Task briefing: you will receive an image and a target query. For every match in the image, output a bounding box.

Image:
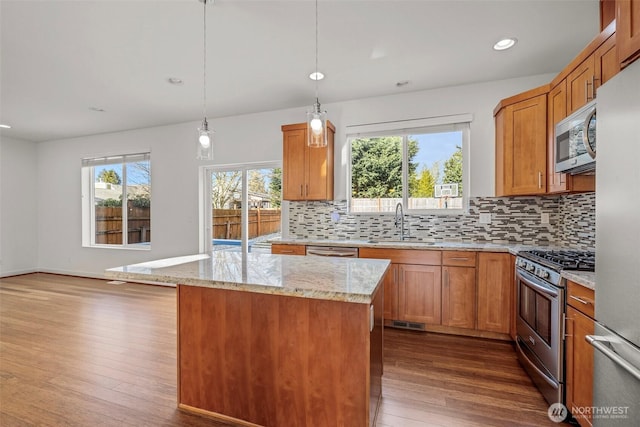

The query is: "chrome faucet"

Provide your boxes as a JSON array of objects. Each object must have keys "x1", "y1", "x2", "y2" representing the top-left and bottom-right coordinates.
[{"x1": 394, "y1": 202, "x2": 406, "y2": 240}]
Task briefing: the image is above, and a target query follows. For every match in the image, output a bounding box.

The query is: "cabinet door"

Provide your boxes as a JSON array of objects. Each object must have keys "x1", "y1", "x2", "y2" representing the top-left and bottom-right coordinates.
[
  {"x1": 567, "y1": 55, "x2": 595, "y2": 114},
  {"x1": 442, "y1": 266, "x2": 476, "y2": 329},
  {"x1": 617, "y1": 0, "x2": 640, "y2": 67},
  {"x1": 305, "y1": 126, "x2": 334, "y2": 200},
  {"x1": 383, "y1": 264, "x2": 399, "y2": 321},
  {"x1": 477, "y1": 252, "x2": 512, "y2": 334},
  {"x1": 271, "y1": 244, "x2": 306, "y2": 255},
  {"x1": 398, "y1": 264, "x2": 441, "y2": 325},
  {"x1": 566, "y1": 306, "x2": 595, "y2": 427},
  {"x1": 282, "y1": 128, "x2": 306, "y2": 200},
  {"x1": 500, "y1": 95, "x2": 547, "y2": 196},
  {"x1": 594, "y1": 33, "x2": 620, "y2": 91},
  {"x1": 547, "y1": 80, "x2": 569, "y2": 193}
]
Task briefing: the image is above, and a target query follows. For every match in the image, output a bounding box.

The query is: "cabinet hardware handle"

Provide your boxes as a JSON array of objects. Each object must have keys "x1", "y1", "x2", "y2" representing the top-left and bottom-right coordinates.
[
  {"x1": 300, "y1": 185, "x2": 303, "y2": 197},
  {"x1": 444, "y1": 270, "x2": 449, "y2": 287},
  {"x1": 538, "y1": 171, "x2": 542, "y2": 189},
  {"x1": 448, "y1": 257, "x2": 469, "y2": 261},
  {"x1": 592, "y1": 75, "x2": 598, "y2": 98},
  {"x1": 586, "y1": 77, "x2": 595, "y2": 102},
  {"x1": 280, "y1": 250, "x2": 294, "y2": 254},
  {"x1": 570, "y1": 295, "x2": 592, "y2": 305},
  {"x1": 306, "y1": 184, "x2": 308, "y2": 197},
  {"x1": 563, "y1": 313, "x2": 572, "y2": 339}
]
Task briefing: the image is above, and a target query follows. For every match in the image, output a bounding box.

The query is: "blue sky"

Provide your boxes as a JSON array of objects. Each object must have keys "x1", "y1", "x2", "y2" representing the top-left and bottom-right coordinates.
[{"x1": 412, "y1": 131, "x2": 462, "y2": 178}]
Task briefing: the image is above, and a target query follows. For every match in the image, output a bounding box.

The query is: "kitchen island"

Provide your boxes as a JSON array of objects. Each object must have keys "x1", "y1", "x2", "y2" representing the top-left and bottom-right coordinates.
[{"x1": 107, "y1": 251, "x2": 390, "y2": 427}]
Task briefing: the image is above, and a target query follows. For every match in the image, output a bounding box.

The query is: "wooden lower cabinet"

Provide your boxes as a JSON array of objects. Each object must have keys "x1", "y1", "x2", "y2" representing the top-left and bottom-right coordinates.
[
  {"x1": 566, "y1": 306, "x2": 595, "y2": 426},
  {"x1": 382, "y1": 264, "x2": 398, "y2": 321},
  {"x1": 398, "y1": 264, "x2": 442, "y2": 324},
  {"x1": 442, "y1": 266, "x2": 476, "y2": 329},
  {"x1": 477, "y1": 252, "x2": 513, "y2": 334},
  {"x1": 270, "y1": 243, "x2": 306, "y2": 255}
]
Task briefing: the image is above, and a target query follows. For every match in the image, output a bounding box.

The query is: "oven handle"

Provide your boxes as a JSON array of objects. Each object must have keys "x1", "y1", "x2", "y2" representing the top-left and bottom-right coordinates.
[{"x1": 516, "y1": 270, "x2": 559, "y2": 298}]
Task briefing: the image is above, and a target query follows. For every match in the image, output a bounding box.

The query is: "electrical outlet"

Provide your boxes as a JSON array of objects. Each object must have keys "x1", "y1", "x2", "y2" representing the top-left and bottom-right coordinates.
[
  {"x1": 541, "y1": 213, "x2": 550, "y2": 224},
  {"x1": 297, "y1": 213, "x2": 304, "y2": 224},
  {"x1": 479, "y1": 213, "x2": 492, "y2": 224},
  {"x1": 330, "y1": 211, "x2": 340, "y2": 222}
]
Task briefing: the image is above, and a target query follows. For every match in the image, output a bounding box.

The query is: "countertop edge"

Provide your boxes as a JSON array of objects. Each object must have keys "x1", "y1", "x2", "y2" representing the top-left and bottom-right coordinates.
[
  {"x1": 561, "y1": 271, "x2": 596, "y2": 290},
  {"x1": 106, "y1": 262, "x2": 389, "y2": 304}
]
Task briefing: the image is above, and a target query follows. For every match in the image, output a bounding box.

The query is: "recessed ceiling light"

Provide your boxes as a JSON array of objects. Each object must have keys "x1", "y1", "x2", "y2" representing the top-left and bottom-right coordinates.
[
  {"x1": 309, "y1": 71, "x2": 325, "y2": 81},
  {"x1": 167, "y1": 77, "x2": 184, "y2": 85},
  {"x1": 493, "y1": 38, "x2": 517, "y2": 51},
  {"x1": 396, "y1": 80, "x2": 410, "y2": 87},
  {"x1": 0, "y1": 124, "x2": 11, "y2": 129},
  {"x1": 89, "y1": 107, "x2": 105, "y2": 112}
]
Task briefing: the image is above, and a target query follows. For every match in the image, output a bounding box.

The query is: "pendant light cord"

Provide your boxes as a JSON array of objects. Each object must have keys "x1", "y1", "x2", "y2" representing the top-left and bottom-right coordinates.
[
  {"x1": 202, "y1": 0, "x2": 207, "y2": 120},
  {"x1": 314, "y1": 0, "x2": 319, "y2": 103}
]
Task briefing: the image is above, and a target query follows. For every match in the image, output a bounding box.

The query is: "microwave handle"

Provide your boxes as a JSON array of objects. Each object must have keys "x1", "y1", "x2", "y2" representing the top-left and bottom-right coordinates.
[{"x1": 583, "y1": 107, "x2": 596, "y2": 159}]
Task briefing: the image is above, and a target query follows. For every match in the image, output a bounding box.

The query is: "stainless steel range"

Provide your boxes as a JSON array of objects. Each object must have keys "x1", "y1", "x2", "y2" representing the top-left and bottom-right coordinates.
[{"x1": 515, "y1": 250, "x2": 595, "y2": 405}]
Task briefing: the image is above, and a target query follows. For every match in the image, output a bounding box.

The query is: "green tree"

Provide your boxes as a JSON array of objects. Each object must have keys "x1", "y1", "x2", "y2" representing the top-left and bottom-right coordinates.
[
  {"x1": 97, "y1": 169, "x2": 121, "y2": 185},
  {"x1": 269, "y1": 168, "x2": 282, "y2": 208},
  {"x1": 411, "y1": 166, "x2": 438, "y2": 197},
  {"x1": 351, "y1": 137, "x2": 418, "y2": 198},
  {"x1": 443, "y1": 146, "x2": 463, "y2": 195}
]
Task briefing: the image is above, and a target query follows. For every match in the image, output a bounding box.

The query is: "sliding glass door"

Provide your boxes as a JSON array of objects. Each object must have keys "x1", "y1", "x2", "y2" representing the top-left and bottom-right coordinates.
[{"x1": 204, "y1": 163, "x2": 281, "y2": 253}]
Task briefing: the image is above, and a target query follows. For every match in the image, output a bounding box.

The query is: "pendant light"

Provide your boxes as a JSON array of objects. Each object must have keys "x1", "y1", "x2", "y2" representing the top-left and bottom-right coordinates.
[
  {"x1": 307, "y1": 0, "x2": 328, "y2": 148},
  {"x1": 196, "y1": 0, "x2": 213, "y2": 160}
]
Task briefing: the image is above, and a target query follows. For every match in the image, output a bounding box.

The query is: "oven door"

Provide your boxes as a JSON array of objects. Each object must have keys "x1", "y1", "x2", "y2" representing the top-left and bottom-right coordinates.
[{"x1": 516, "y1": 268, "x2": 564, "y2": 404}]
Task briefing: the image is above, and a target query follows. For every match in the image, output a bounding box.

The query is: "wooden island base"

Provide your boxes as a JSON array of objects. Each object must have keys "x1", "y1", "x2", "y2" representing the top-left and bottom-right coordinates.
[{"x1": 177, "y1": 285, "x2": 383, "y2": 427}]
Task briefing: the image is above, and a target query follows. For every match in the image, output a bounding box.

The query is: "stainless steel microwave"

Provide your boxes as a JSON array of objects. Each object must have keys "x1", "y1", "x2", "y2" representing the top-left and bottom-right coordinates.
[{"x1": 555, "y1": 100, "x2": 596, "y2": 174}]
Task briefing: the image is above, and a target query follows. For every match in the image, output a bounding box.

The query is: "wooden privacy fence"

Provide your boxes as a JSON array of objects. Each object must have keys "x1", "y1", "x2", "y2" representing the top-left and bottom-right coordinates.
[
  {"x1": 212, "y1": 209, "x2": 281, "y2": 240},
  {"x1": 95, "y1": 205, "x2": 150, "y2": 245}
]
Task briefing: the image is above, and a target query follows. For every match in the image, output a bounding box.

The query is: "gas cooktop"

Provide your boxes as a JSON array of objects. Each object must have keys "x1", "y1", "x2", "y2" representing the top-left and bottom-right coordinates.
[{"x1": 518, "y1": 250, "x2": 595, "y2": 272}]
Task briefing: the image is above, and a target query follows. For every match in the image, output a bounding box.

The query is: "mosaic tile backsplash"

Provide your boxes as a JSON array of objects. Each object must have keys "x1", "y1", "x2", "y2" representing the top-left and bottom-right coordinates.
[{"x1": 287, "y1": 193, "x2": 595, "y2": 250}]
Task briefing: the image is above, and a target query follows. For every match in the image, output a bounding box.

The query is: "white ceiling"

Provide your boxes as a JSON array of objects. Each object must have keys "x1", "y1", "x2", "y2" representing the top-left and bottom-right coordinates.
[{"x1": 0, "y1": 0, "x2": 600, "y2": 143}]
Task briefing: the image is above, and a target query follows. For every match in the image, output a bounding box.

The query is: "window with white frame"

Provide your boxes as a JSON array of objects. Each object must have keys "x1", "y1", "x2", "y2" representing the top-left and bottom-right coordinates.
[
  {"x1": 348, "y1": 119, "x2": 470, "y2": 213},
  {"x1": 81, "y1": 153, "x2": 151, "y2": 248}
]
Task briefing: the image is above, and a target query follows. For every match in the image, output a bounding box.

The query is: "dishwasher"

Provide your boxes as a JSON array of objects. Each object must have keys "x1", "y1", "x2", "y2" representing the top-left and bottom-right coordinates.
[{"x1": 305, "y1": 246, "x2": 359, "y2": 258}]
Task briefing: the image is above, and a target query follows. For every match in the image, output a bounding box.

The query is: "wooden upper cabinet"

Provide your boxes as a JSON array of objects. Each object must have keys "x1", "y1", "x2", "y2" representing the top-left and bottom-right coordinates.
[
  {"x1": 281, "y1": 121, "x2": 335, "y2": 201},
  {"x1": 617, "y1": 0, "x2": 640, "y2": 67},
  {"x1": 547, "y1": 80, "x2": 569, "y2": 193},
  {"x1": 594, "y1": 33, "x2": 620, "y2": 89},
  {"x1": 495, "y1": 87, "x2": 548, "y2": 196},
  {"x1": 567, "y1": 54, "x2": 596, "y2": 115}
]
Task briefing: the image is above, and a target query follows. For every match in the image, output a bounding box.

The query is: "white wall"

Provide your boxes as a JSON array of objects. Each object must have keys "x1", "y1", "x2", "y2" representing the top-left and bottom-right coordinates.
[
  {"x1": 1, "y1": 136, "x2": 39, "y2": 276},
  {"x1": 33, "y1": 73, "x2": 553, "y2": 277}
]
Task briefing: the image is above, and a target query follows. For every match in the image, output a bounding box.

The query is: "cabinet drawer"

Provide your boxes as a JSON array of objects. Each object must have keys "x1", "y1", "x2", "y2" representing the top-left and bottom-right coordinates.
[
  {"x1": 567, "y1": 280, "x2": 595, "y2": 318},
  {"x1": 271, "y1": 244, "x2": 306, "y2": 255},
  {"x1": 359, "y1": 248, "x2": 441, "y2": 265},
  {"x1": 442, "y1": 251, "x2": 477, "y2": 267}
]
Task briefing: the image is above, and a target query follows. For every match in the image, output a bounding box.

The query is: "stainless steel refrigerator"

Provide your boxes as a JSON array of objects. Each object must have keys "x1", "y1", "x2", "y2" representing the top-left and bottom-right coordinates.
[{"x1": 591, "y1": 58, "x2": 640, "y2": 427}]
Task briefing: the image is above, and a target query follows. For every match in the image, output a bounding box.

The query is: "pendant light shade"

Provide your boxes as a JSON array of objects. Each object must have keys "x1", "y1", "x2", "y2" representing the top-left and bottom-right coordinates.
[
  {"x1": 307, "y1": 0, "x2": 328, "y2": 148},
  {"x1": 196, "y1": 0, "x2": 213, "y2": 160},
  {"x1": 307, "y1": 98, "x2": 327, "y2": 147}
]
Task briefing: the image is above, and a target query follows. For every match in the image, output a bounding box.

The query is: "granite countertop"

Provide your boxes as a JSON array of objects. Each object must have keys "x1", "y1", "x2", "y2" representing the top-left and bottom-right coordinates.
[
  {"x1": 106, "y1": 252, "x2": 390, "y2": 304},
  {"x1": 274, "y1": 238, "x2": 567, "y2": 256},
  {"x1": 275, "y1": 238, "x2": 598, "y2": 289},
  {"x1": 561, "y1": 271, "x2": 596, "y2": 290}
]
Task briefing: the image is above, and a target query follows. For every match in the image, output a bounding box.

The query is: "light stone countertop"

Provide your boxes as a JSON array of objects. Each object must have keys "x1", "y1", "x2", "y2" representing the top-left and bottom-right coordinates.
[
  {"x1": 106, "y1": 251, "x2": 390, "y2": 304},
  {"x1": 276, "y1": 238, "x2": 598, "y2": 289},
  {"x1": 561, "y1": 271, "x2": 596, "y2": 290},
  {"x1": 274, "y1": 238, "x2": 569, "y2": 256}
]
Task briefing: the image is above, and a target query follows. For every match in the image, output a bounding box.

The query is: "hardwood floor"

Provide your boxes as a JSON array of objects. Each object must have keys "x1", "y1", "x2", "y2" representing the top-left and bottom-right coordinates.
[{"x1": 1, "y1": 273, "x2": 557, "y2": 426}]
